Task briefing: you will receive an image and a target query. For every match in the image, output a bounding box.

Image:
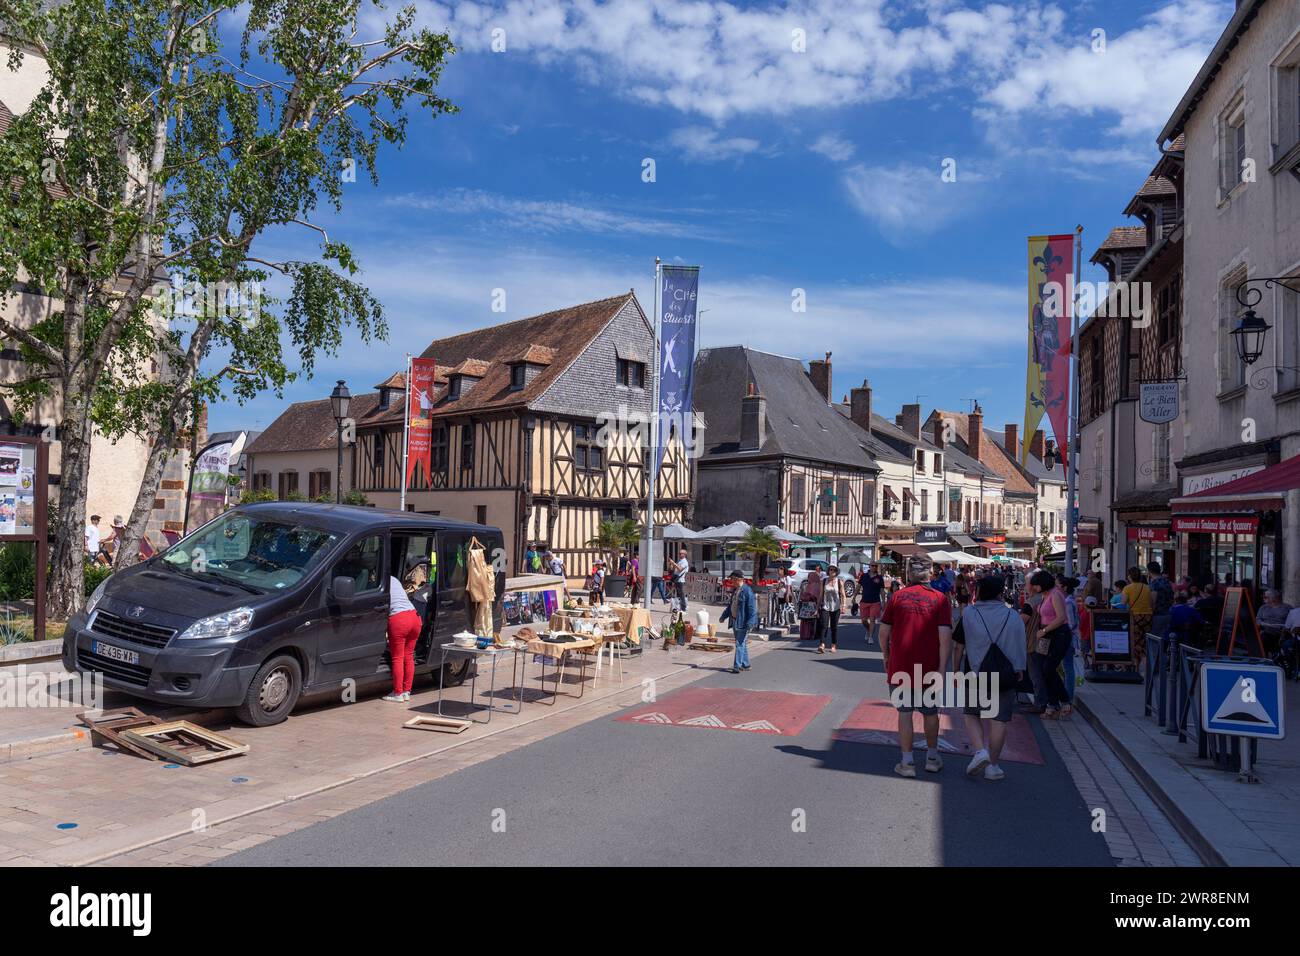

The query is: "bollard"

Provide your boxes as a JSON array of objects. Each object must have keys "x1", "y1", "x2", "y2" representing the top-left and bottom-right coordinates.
[
  {"x1": 1162, "y1": 639, "x2": 1180, "y2": 736},
  {"x1": 1154, "y1": 635, "x2": 1167, "y2": 725}
]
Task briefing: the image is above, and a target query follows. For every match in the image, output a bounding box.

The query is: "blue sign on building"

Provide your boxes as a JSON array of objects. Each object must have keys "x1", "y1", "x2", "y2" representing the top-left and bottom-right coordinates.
[{"x1": 1200, "y1": 661, "x2": 1286, "y2": 740}]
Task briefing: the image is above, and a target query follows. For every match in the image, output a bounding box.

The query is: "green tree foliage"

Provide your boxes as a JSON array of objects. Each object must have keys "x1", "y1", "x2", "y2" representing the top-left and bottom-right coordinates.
[{"x1": 0, "y1": 0, "x2": 457, "y2": 615}]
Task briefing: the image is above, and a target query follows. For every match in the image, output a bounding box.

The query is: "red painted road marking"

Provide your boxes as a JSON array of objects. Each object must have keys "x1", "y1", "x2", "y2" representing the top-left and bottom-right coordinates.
[
  {"x1": 618, "y1": 688, "x2": 831, "y2": 736},
  {"x1": 832, "y1": 700, "x2": 1046, "y2": 765}
]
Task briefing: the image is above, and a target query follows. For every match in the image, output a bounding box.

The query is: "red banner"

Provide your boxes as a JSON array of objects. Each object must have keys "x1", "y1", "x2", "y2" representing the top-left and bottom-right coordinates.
[
  {"x1": 1172, "y1": 515, "x2": 1259, "y2": 534},
  {"x1": 405, "y1": 357, "x2": 437, "y2": 487}
]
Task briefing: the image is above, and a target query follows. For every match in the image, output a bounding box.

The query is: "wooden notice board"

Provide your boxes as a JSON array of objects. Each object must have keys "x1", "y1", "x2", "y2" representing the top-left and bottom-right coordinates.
[{"x1": 1215, "y1": 586, "x2": 1264, "y2": 657}]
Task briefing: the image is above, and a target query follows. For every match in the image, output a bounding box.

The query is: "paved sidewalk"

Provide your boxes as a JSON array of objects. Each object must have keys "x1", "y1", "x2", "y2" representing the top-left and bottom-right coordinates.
[
  {"x1": 0, "y1": 601, "x2": 765, "y2": 866},
  {"x1": 1076, "y1": 679, "x2": 1300, "y2": 866},
  {"x1": 1041, "y1": 715, "x2": 1201, "y2": 866}
]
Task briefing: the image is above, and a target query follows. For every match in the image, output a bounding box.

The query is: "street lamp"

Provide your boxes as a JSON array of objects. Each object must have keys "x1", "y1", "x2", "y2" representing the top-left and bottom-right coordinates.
[
  {"x1": 1231, "y1": 308, "x2": 1271, "y2": 367},
  {"x1": 330, "y1": 379, "x2": 351, "y2": 504}
]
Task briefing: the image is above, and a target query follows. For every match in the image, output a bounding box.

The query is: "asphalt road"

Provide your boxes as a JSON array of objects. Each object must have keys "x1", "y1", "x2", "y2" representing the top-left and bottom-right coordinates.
[{"x1": 221, "y1": 617, "x2": 1114, "y2": 866}]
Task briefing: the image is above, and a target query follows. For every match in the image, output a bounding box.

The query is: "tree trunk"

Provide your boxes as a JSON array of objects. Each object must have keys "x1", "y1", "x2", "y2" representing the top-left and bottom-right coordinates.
[
  {"x1": 113, "y1": 423, "x2": 179, "y2": 570},
  {"x1": 47, "y1": 369, "x2": 96, "y2": 620}
]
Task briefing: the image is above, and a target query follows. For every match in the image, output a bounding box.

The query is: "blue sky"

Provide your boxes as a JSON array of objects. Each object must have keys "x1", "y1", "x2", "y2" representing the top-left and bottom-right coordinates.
[{"x1": 209, "y1": 0, "x2": 1232, "y2": 442}]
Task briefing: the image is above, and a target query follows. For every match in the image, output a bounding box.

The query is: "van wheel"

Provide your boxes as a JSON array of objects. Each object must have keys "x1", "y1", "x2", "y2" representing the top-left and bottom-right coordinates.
[
  {"x1": 439, "y1": 657, "x2": 471, "y2": 687},
  {"x1": 236, "y1": 655, "x2": 302, "y2": 727}
]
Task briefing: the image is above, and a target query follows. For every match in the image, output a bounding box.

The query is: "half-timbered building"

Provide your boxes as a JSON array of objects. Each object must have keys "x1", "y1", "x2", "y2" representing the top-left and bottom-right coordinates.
[
  {"x1": 692, "y1": 347, "x2": 880, "y2": 561},
  {"x1": 248, "y1": 293, "x2": 694, "y2": 576}
]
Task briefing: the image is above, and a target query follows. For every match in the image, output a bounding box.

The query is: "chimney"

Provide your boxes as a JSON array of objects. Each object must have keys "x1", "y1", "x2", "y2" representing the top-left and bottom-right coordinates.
[
  {"x1": 967, "y1": 403, "x2": 984, "y2": 461},
  {"x1": 1030, "y1": 428, "x2": 1045, "y2": 461},
  {"x1": 1004, "y1": 423, "x2": 1019, "y2": 460},
  {"x1": 849, "y1": 379, "x2": 873, "y2": 432},
  {"x1": 899, "y1": 404, "x2": 921, "y2": 440},
  {"x1": 806, "y1": 351, "x2": 832, "y2": 404},
  {"x1": 740, "y1": 381, "x2": 767, "y2": 451},
  {"x1": 931, "y1": 417, "x2": 945, "y2": 449}
]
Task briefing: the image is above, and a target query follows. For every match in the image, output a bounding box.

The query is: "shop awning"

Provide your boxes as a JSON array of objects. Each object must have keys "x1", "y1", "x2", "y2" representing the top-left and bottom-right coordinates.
[
  {"x1": 1170, "y1": 454, "x2": 1300, "y2": 514},
  {"x1": 902, "y1": 488, "x2": 919, "y2": 504},
  {"x1": 882, "y1": 485, "x2": 899, "y2": 503},
  {"x1": 886, "y1": 543, "x2": 931, "y2": 559},
  {"x1": 948, "y1": 533, "x2": 978, "y2": 549}
]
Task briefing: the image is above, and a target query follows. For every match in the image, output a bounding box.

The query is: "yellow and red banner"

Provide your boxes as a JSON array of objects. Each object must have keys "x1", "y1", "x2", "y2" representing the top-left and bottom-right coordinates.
[
  {"x1": 406, "y1": 357, "x2": 437, "y2": 487},
  {"x1": 1024, "y1": 234, "x2": 1074, "y2": 467}
]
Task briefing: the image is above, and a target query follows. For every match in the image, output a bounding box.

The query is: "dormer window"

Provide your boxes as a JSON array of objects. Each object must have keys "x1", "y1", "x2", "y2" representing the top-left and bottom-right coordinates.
[
  {"x1": 509, "y1": 363, "x2": 527, "y2": 391},
  {"x1": 617, "y1": 359, "x2": 645, "y2": 388},
  {"x1": 377, "y1": 387, "x2": 393, "y2": 410},
  {"x1": 448, "y1": 376, "x2": 462, "y2": 400}
]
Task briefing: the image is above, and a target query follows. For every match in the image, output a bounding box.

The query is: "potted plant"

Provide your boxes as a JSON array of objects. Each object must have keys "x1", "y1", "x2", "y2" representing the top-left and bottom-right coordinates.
[{"x1": 586, "y1": 517, "x2": 640, "y2": 598}]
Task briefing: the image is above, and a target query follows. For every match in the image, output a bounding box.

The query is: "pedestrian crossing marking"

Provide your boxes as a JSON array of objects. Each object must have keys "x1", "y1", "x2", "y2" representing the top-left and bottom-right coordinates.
[{"x1": 616, "y1": 687, "x2": 830, "y2": 736}]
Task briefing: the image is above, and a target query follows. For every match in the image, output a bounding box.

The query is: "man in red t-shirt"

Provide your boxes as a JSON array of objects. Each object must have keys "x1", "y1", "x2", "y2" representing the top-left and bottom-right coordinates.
[{"x1": 879, "y1": 558, "x2": 952, "y2": 777}]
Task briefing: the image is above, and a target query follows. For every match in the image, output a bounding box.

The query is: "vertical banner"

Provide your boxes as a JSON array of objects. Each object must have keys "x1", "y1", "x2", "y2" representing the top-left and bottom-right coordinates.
[
  {"x1": 405, "y1": 357, "x2": 438, "y2": 487},
  {"x1": 656, "y1": 265, "x2": 700, "y2": 475},
  {"x1": 1025, "y1": 234, "x2": 1074, "y2": 467}
]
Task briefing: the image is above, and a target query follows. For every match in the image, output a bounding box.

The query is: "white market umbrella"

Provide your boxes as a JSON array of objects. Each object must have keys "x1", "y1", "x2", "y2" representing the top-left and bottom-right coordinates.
[
  {"x1": 700, "y1": 520, "x2": 753, "y2": 541},
  {"x1": 762, "y1": 525, "x2": 814, "y2": 545},
  {"x1": 952, "y1": 552, "x2": 984, "y2": 566},
  {"x1": 927, "y1": 550, "x2": 957, "y2": 563},
  {"x1": 659, "y1": 521, "x2": 701, "y2": 539}
]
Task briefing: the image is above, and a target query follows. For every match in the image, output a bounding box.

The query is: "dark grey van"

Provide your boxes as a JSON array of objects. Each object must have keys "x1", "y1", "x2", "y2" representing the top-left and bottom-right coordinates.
[{"x1": 62, "y1": 503, "x2": 505, "y2": 726}]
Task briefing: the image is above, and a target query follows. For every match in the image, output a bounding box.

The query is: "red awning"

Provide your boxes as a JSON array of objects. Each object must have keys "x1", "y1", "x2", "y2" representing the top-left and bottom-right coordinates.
[
  {"x1": 1171, "y1": 455, "x2": 1300, "y2": 513},
  {"x1": 883, "y1": 485, "x2": 899, "y2": 503}
]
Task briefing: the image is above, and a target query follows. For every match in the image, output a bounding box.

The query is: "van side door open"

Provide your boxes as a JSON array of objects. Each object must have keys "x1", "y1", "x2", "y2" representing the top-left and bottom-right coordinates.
[{"x1": 317, "y1": 533, "x2": 389, "y2": 686}]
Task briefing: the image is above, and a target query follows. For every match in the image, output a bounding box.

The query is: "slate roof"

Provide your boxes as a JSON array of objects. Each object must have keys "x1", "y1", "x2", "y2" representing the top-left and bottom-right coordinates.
[
  {"x1": 831, "y1": 405, "x2": 911, "y2": 465},
  {"x1": 694, "y1": 346, "x2": 879, "y2": 472}
]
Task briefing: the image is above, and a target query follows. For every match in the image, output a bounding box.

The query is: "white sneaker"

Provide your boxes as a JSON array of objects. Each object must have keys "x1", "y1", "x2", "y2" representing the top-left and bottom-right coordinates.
[
  {"x1": 966, "y1": 749, "x2": 990, "y2": 776},
  {"x1": 401, "y1": 692, "x2": 411, "y2": 701},
  {"x1": 894, "y1": 760, "x2": 917, "y2": 778},
  {"x1": 382, "y1": 693, "x2": 404, "y2": 702},
  {"x1": 925, "y1": 753, "x2": 943, "y2": 773},
  {"x1": 984, "y1": 764, "x2": 1006, "y2": 781}
]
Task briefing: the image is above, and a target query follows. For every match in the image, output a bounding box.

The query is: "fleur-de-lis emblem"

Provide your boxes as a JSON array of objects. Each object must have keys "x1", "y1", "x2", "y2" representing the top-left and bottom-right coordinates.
[{"x1": 1033, "y1": 243, "x2": 1062, "y2": 276}]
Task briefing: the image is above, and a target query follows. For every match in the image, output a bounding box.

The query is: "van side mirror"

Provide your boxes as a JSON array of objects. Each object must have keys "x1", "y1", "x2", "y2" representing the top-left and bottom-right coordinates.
[
  {"x1": 495, "y1": 570, "x2": 506, "y2": 601},
  {"x1": 331, "y1": 575, "x2": 356, "y2": 603}
]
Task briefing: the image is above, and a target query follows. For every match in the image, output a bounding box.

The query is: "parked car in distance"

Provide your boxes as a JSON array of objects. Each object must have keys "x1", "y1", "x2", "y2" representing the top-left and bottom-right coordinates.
[
  {"x1": 62, "y1": 503, "x2": 505, "y2": 726},
  {"x1": 766, "y1": 557, "x2": 857, "y2": 602}
]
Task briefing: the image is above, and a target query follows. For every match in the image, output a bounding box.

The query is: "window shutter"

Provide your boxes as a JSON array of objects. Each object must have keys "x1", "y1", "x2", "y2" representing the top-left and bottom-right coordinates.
[{"x1": 1279, "y1": 66, "x2": 1300, "y2": 154}]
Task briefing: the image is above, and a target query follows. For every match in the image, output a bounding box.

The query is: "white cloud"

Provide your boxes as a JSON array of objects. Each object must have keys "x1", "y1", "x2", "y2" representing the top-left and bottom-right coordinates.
[
  {"x1": 841, "y1": 163, "x2": 983, "y2": 240},
  {"x1": 979, "y1": 0, "x2": 1230, "y2": 138},
  {"x1": 382, "y1": 188, "x2": 725, "y2": 239},
  {"x1": 664, "y1": 125, "x2": 761, "y2": 162},
  {"x1": 401, "y1": 0, "x2": 1226, "y2": 136},
  {"x1": 809, "y1": 132, "x2": 855, "y2": 162}
]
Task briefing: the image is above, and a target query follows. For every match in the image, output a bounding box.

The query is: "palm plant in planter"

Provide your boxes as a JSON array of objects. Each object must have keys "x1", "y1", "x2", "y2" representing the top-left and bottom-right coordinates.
[
  {"x1": 587, "y1": 518, "x2": 641, "y2": 598},
  {"x1": 731, "y1": 527, "x2": 783, "y2": 581}
]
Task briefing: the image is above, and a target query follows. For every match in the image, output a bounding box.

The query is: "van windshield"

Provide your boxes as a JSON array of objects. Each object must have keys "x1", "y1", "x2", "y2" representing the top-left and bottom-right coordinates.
[{"x1": 160, "y1": 513, "x2": 341, "y2": 591}]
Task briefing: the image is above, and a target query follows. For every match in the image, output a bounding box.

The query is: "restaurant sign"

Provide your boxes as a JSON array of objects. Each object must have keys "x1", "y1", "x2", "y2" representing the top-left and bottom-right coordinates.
[
  {"x1": 1172, "y1": 515, "x2": 1259, "y2": 534},
  {"x1": 916, "y1": 525, "x2": 948, "y2": 544},
  {"x1": 1138, "y1": 381, "x2": 1179, "y2": 424}
]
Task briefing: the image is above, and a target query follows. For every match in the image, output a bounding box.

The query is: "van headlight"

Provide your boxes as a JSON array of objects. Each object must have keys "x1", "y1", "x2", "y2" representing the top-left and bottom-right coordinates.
[
  {"x1": 85, "y1": 577, "x2": 110, "y2": 616},
  {"x1": 177, "y1": 607, "x2": 255, "y2": 641}
]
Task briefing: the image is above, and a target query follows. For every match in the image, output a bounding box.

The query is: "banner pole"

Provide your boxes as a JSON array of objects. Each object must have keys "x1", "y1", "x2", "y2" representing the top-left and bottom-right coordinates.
[
  {"x1": 400, "y1": 352, "x2": 411, "y2": 512},
  {"x1": 1065, "y1": 226, "x2": 1083, "y2": 578},
  {"x1": 645, "y1": 257, "x2": 661, "y2": 611}
]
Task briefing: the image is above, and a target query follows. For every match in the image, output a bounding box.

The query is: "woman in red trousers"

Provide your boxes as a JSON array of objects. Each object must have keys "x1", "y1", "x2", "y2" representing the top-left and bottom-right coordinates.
[{"x1": 384, "y1": 576, "x2": 422, "y2": 702}]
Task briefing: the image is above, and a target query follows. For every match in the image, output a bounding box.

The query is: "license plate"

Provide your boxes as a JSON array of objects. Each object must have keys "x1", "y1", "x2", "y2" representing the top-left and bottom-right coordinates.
[{"x1": 92, "y1": 641, "x2": 140, "y2": 666}]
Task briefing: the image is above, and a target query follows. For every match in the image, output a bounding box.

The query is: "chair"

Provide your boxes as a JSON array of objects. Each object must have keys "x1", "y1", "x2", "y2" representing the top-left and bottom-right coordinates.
[{"x1": 138, "y1": 536, "x2": 156, "y2": 560}]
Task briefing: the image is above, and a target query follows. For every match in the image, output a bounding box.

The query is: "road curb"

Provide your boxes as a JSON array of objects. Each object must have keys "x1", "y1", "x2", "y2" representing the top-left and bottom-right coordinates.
[{"x1": 1074, "y1": 693, "x2": 1227, "y2": 867}]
